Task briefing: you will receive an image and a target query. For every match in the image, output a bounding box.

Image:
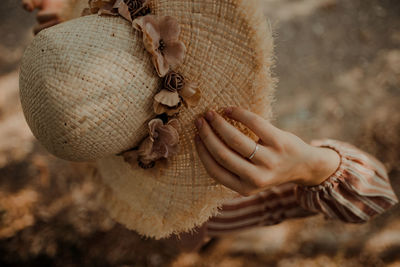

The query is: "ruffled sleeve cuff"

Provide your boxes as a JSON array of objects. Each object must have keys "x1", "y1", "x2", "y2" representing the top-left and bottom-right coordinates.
[{"x1": 295, "y1": 139, "x2": 398, "y2": 223}]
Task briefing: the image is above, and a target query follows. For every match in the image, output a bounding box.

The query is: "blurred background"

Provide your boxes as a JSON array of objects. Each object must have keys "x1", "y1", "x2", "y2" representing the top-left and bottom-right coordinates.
[{"x1": 0, "y1": 0, "x2": 399, "y2": 266}]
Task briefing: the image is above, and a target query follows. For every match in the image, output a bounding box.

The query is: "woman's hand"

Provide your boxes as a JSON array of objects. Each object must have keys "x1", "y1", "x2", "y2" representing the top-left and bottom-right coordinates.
[
  {"x1": 22, "y1": 0, "x2": 66, "y2": 34},
  {"x1": 194, "y1": 107, "x2": 341, "y2": 196}
]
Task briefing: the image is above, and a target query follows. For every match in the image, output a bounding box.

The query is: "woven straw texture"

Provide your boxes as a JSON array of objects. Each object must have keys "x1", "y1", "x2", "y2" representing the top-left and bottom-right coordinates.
[
  {"x1": 20, "y1": 0, "x2": 275, "y2": 238},
  {"x1": 20, "y1": 14, "x2": 159, "y2": 161}
]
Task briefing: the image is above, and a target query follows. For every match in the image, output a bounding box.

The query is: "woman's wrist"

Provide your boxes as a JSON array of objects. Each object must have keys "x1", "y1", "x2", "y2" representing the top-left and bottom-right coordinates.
[{"x1": 299, "y1": 146, "x2": 341, "y2": 186}]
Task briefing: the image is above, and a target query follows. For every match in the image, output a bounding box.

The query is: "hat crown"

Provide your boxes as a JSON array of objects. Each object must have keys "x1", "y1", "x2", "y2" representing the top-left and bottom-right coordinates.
[{"x1": 20, "y1": 15, "x2": 159, "y2": 161}]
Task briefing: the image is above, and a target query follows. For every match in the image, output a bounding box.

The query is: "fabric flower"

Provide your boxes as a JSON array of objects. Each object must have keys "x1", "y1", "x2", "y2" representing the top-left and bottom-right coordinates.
[
  {"x1": 133, "y1": 15, "x2": 186, "y2": 77},
  {"x1": 86, "y1": 0, "x2": 119, "y2": 16},
  {"x1": 86, "y1": 0, "x2": 149, "y2": 21},
  {"x1": 113, "y1": 0, "x2": 150, "y2": 21},
  {"x1": 153, "y1": 90, "x2": 182, "y2": 116},
  {"x1": 153, "y1": 72, "x2": 201, "y2": 115},
  {"x1": 164, "y1": 71, "x2": 185, "y2": 92},
  {"x1": 122, "y1": 118, "x2": 180, "y2": 169},
  {"x1": 123, "y1": 0, "x2": 151, "y2": 19}
]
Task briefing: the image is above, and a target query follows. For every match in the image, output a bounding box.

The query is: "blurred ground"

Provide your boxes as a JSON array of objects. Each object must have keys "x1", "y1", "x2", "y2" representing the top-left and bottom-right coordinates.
[{"x1": 0, "y1": 0, "x2": 400, "y2": 266}]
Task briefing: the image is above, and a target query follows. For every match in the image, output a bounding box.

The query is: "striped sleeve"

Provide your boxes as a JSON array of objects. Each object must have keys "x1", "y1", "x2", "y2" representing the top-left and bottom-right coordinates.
[
  {"x1": 206, "y1": 139, "x2": 398, "y2": 236},
  {"x1": 295, "y1": 139, "x2": 398, "y2": 223},
  {"x1": 207, "y1": 183, "x2": 316, "y2": 236}
]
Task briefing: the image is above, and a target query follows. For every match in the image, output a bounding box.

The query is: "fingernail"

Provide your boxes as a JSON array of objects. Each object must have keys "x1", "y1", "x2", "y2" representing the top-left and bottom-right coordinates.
[
  {"x1": 195, "y1": 118, "x2": 203, "y2": 129},
  {"x1": 224, "y1": 107, "x2": 233, "y2": 116},
  {"x1": 205, "y1": 110, "x2": 215, "y2": 121}
]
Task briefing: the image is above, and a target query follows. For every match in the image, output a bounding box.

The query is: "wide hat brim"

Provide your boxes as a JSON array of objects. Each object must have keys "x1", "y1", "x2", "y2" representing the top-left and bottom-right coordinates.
[
  {"x1": 98, "y1": 0, "x2": 275, "y2": 239},
  {"x1": 20, "y1": 0, "x2": 275, "y2": 239}
]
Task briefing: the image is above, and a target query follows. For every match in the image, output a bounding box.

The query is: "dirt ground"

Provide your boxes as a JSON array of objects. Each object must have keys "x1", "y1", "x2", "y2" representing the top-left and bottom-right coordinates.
[{"x1": 0, "y1": 0, "x2": 400, "y2": 266}]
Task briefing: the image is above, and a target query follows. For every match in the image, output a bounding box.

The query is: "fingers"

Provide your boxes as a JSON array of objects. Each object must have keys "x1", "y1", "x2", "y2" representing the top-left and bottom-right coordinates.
[
  {"x1": 195, "y1": 117, "x2": 258, "y2": 182},
  {"x1": 204, "y1": 110, "x2": 272, "y2": 165},
  {"x1": 204, "y1": 110, "x2": 256, "y2": 158},
  {"x1": 224, "y1": 107, "x2": 281, "y2": 146},
  {"x1": 194, "y1": 135, "x2": 254, "y2": 196}
]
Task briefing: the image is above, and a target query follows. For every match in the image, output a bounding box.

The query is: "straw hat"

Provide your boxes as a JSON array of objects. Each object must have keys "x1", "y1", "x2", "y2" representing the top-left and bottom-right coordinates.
[{"x1": 19, "y1": 0, "x2": 275, "y2": 239}]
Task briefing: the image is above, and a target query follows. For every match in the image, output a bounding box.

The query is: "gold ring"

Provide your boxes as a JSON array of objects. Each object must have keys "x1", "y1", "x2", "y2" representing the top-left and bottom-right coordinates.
[{"x1": 248, "y1": 143, "x2": 259, "y2": 160}]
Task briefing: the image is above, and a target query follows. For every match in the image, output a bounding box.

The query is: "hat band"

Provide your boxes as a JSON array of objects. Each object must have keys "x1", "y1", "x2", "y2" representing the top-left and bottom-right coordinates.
[{"x1": 84, "y1": 0, "x2": 202, "y2": 169}]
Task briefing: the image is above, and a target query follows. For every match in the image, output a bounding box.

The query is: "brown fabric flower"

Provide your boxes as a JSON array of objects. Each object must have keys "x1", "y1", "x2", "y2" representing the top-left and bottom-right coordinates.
[
  {"x1": 86, "y1": 0, "x2": 149, "y2": 22},
  {"x1": 124, "y1": 0, "x2": 151, "y2": 19},
  {"x1": 164, "y1": 71, "x2": 185, "y2": 92},
  {"x1": 153, "y1": 89, "x2": 182, "y2": 116},
  {"x1": 112, "y1": 0, "x2": 132, "y2": 21},
  {"x1": 153, "y1": 72, "x2": 201, "y2": 115},
  {"x1": 133, "y1": 15, "x2": 186, "y2": 77},
  {"x1": 122, "y1": 118, "x2": 180, "y2": 169},
  {"x1": 87, "y1": 0, "x2": 119, "y2": 16},
  {"x1": 179, "y1": 81, "x2": 202, "y2": 108}
]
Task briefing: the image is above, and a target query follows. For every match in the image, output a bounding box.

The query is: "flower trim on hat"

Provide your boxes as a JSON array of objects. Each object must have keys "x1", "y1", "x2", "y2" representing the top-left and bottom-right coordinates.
[
  {"x1": 154, "y1": 71, "x2": 201, "y2": 116},
  {"x1": 84, "y1": 0, "x2": 150, "y2": 21},
  {"x1": 133, "y1": 15, "x2": 186, "y2": 77},
  {"x1": 86, "y1": 0, "x2": 201, "y2": 169},
  {"x1": 120, "y1": 117, "x2": 181, "y2": 169}
]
